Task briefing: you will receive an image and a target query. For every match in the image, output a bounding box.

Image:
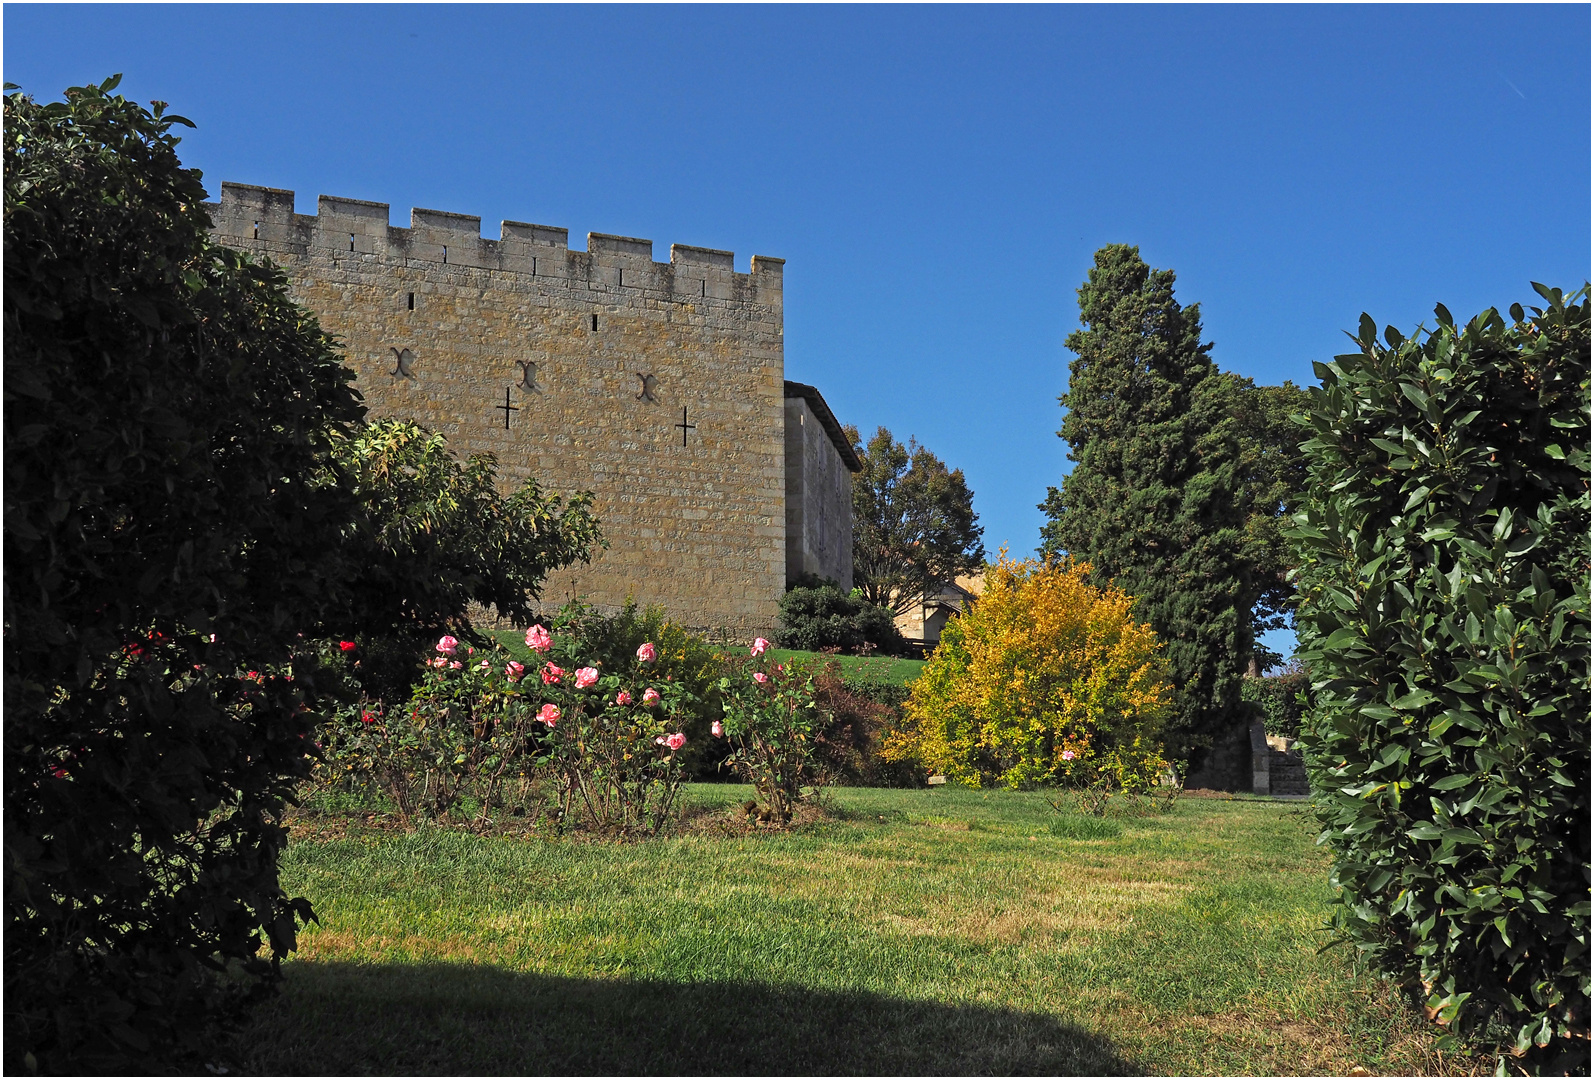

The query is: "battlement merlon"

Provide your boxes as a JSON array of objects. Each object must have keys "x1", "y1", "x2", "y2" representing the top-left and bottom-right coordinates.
[{"x1": 206, "y1": 182, "x2": 782, "y2": 303}]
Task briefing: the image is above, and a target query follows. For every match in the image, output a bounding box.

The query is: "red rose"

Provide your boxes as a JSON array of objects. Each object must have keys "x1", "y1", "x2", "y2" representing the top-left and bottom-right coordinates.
[{"x1": 340, "y1": 641, "x2": 358, "y2": 652}]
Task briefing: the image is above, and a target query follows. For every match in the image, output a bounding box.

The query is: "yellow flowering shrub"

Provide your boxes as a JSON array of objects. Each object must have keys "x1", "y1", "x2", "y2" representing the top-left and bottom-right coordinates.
[{"x1": 883, "y1": 556, "x2": 1173, "y2": 791}]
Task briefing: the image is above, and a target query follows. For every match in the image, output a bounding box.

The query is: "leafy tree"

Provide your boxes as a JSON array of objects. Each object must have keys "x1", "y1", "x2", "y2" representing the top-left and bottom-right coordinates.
[
  {"x1": 882, "y1": 556, "x2": 1172, "y2": 792},
  {"x1": 1291, "y1": 290, "x2": 1589, "y2": 1071},
  {"x1": 2, "y1": 78, "x2": 599, "y2": 1072},
  {"x1": 1038, "y1": 244, "x2": 1253, "y2": 760},
  {"x1": 331, "y1": 418, "x2": 602, "y2": 704},
  {"x1": 337, "y1": 420, "x2": 601, "y2": 638},
  {"x1": 846, "y1": 425, "x2": 985, "y2": 617}
]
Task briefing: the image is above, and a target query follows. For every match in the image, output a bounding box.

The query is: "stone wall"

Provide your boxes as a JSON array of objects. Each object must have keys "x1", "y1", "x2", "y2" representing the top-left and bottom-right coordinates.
[
  {"x1": 783, "y1": 383, "x2": 859, "y2": 590},
  {"x1": 206, "y1": 183, "x2": 788, "y2": 635}
]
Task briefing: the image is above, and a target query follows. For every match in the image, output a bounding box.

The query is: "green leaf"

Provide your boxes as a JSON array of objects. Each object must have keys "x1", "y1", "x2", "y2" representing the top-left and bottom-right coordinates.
[{"x1": 1392, "y1": 690, "x2": 1436, "y2": 710}]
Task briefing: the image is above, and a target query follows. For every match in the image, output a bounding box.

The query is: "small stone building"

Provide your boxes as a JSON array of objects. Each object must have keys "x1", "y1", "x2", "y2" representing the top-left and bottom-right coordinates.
[
  {"x1": 205, "y1": 183, "x2": 858, "y2": 635},
  {"x1": 783, "y1": 381, "x2": 861, "y2": 590},
  {"x1": 893, "y1": 573, "x2": 985, "y2": 645}
]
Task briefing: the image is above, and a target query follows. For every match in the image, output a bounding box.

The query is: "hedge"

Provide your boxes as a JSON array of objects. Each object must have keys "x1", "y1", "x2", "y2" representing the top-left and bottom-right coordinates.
[{"x1": 1290, "y1": 287, "x2": 1589, "y2": 1071}]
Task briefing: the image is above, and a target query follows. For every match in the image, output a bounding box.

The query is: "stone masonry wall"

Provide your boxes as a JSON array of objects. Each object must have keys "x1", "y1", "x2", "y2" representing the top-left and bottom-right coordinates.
[{"x1": 206, "y1": 183, "x2": 787, "y2": 635}]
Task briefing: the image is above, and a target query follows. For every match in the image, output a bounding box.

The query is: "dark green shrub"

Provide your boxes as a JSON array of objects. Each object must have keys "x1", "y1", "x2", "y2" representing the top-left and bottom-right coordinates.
[
  {"x1": 1290, "y1": 288, "x2": 1590, "y2": 1070},
  {"x1": 776, "y1": 583, "x2": 906, "y2": 655},
  {"x1": 3, "y1": 79, "x2": 361, "y2": 1073},
  {"x1": 1240, "y1": 662, "x2": 1313, "y2": 740},
  {"x1": 3, "y1": 78, "x2": 601, "y2": 1072},
  {"x1": 841, "y1": 676, "x2": 912, "y2": 711}
]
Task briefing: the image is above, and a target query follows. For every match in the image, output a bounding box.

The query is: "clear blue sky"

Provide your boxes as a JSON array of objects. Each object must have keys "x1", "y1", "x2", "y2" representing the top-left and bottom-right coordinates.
[{"x1": 8, "y1": 4, "x2": 1589, "y2": 655}]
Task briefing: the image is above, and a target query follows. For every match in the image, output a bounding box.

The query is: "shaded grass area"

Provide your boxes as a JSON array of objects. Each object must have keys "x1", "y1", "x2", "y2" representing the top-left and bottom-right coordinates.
[
  {"x1": 245, "y1": 786, "x2": 1468, "y2": 1075},
  {"x1": 246, "y1": 966, "x2": 1131, "y2": 1075}
]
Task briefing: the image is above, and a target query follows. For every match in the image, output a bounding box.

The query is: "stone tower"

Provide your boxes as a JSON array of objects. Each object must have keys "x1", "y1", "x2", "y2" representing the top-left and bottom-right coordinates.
[{"x1": 205, "y1": 183, "x2": 856, "y2": 635}]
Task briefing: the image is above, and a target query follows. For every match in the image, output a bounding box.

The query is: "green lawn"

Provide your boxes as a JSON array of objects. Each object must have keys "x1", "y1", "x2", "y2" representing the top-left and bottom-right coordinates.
[
  {"x1": 764, "y1": 647, "x2": 925, "y2": 686},
  {"x1": 486, "y1": 631, "x2": 925, "y2": 687},
  {"x1": 241, "y1": 786, "x2": 1465, "y2": 1075}
]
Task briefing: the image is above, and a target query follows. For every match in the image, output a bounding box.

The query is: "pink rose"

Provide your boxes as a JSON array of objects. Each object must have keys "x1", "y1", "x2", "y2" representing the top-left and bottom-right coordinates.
[
  {"x1": 538, "y1": 703, "x2": 560, "y2": 728},
  {"x1": 637, "y1": 642, "x2": 657, "y2": 663},
  {"x1": 1061, "y1": 750, "x2": 1076, "y2": 761},
  {"x1": 506, "y1": 661, "x2": 525, "y2": 681},
  {"x1": 616, "y1": 689, "x2": 632, "y2": 705},
  {"x1": 666, "y1": 732, "x2": 686, "y2": 751},
  {"x1": 654, "y1": 735, "x2": 667, "y2": 745},
  {"x1": 450, "y1": 661, "x2": 462, "y2": 670},
  {"x1": 753, "y1": 671, "x2": 768, "y2": 684},
  {"x1": 751, "y1": 637, "x2": 770, "y2": 656},
  {"x1": 711, "y1": 720, "x2": 724, "y2": 738},
  {"x1": 479, "y1": 659, "x2": 490, "y2": 670},
  {"x1": 436, "y1": 635, "x2": 458, "y2": 655},
  {"x1": 575, "y1": 666, "x2": 599, "y2": 689},
  {"x1": 525, "y1": 624, "x2": 552, "y2": 653},
  {"x1": 642, "y1": 687, "x2": 660, "y2": 706},
  {"x1": 542, "y1": 663, "x2": 564, "y2": 685}
]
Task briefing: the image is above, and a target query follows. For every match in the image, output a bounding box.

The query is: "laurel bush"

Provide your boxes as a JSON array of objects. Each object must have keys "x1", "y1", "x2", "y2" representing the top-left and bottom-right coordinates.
[{"x1": 1290, "y1": 287, "x2": 1590, "y2": 1071}]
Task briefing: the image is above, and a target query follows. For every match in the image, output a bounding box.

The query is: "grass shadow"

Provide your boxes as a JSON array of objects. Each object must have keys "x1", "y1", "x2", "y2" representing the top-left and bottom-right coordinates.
[{"x1": 240, "y1": 960, "x2": 1141, "y2": 1075}]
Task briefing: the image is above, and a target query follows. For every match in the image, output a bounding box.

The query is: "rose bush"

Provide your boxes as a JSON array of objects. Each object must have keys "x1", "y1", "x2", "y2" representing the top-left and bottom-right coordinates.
[
  {"x1": 316, "y1": 635, "x2": 542, "y2": 825},
  {"x1": 717, "y1": 645, "x2": 827, "y2": 824},
  {"x1": 534, "y1": 629, "x2": 696, "y2": 837},
  {"x1": 540, "y1": 600, "x2": 727, "y2": 778}
]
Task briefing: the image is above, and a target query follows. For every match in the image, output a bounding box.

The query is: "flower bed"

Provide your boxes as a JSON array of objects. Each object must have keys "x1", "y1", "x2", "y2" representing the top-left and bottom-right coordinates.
[{"x1": 313, "y1": 628, "x2": 830, "y2": 836}]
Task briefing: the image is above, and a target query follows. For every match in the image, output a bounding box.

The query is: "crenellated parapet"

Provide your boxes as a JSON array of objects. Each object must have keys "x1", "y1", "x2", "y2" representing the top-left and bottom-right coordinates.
[
  {"x1": 197, "y1": 179, "x2": 795, "y2": 634},
  {"x1": 205, "y1": 182, "x2": 783, "y2": 309}
]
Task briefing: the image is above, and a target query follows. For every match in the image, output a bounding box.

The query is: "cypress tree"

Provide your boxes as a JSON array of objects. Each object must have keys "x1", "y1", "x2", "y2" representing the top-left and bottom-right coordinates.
[{"x1": 1039, "y1": 244, "x2": 1252, "y2": 762}]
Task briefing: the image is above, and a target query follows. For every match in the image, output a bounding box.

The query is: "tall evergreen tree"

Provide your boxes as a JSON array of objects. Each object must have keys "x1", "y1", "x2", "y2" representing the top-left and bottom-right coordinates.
[
  {"x1": 1038, "y1": 245, "x2": 1252, "y2": 761},
  {"x1": 1229, "y1": 377, "x2": 1312, "y2": 672}
]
